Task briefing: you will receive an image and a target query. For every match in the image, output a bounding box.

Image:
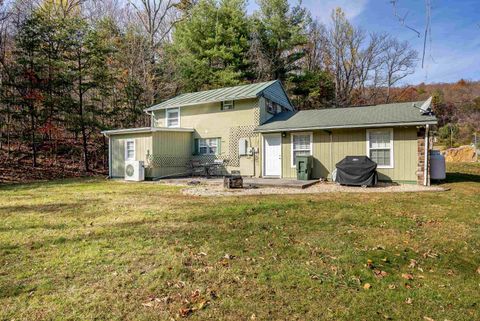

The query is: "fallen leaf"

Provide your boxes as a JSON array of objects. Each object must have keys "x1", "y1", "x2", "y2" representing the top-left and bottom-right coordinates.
[
  {"x1": 367, "y1": 259, "x2": 374, "y2": 269},
  {"x1": 408, "y1": 259, "x2": 417, "y2": 269},
  {"x1": 402, "y1": 273, "x2": 414, "y2": 280},
  {"x1": 179, "y1": 307, "x2": 193, "y2": 317},
  {"x1": 477, "y1": 266, "x2": 480, "y2": 275},
  {"x1": 196, "y1": 300, "x2": 209, "y2": 310},
  {"x1": 405, "y1": 297, "x2": 413, "y2": 304},
  {"x1": 423, "y1": 317, "x2": 435, "y2": 321},
  {"x1": 388, "y1": 284, "x2": 396, "y2": 290},
  {"x1": 363, "y1": 283, "x2": 371, "y2": 289},
  {"x1": 373, "y1": 269, "x2": 388, "y2": 278}
]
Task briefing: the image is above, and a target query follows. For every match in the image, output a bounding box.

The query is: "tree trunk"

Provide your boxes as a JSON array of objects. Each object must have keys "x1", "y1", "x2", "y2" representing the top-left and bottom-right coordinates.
[
  {"x1": 78, "y1": 54, "x2": 89, "y2": 172},
  {"x1": 30, "y1": 104, "x2": 37, "y2": 167}
]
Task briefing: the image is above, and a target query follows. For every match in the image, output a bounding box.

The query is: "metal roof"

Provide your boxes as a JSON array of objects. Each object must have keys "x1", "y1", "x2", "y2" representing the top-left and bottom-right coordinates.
[
  {"x1": 255, "y1": 101, "x2": 438, "y2": 132},
  {"x1": 101, "y1": 127, "x2": 194, "y2": 136},
  {"x1": 145, "y1": 80, "x2": 281, "y2": 111}
]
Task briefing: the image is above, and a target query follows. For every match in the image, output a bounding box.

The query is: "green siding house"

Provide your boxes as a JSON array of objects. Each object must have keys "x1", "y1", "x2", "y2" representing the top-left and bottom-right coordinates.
[{"x1": 102, "y1": 80, "x2": 437, "y2": 185}]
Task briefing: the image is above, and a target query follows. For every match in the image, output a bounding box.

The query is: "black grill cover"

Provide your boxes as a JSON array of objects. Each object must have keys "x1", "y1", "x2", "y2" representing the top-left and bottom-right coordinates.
[{"x1": 335, "y1": 156, "x2": 377, "y2": 186}]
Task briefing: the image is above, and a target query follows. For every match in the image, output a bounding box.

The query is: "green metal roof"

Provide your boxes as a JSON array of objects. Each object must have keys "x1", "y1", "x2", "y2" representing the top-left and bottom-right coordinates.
[
  {"x1": 145, "y1": 80, "x2": 289, "y2": 111},
  {"x1": 255, "y1": 101, "x2": 438, "y2": 132}
]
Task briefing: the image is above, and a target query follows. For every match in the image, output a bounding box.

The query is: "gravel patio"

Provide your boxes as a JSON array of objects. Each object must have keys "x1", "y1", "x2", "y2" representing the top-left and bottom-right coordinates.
[{"x1": 155, "y1": 177, "x2": 447, "y2": 197}]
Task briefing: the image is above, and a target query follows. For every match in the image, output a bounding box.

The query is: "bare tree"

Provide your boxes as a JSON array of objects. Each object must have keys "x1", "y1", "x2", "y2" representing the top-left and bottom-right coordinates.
[
  {"x1": 382, "y1": 38, "x2": 418, "y2": 102},
  {"x1": 328, "y1": 8, "x2": 366, "y2": 107},
  {"x1": 128, "y1": 0, "x2": 178, "y2": 55}
]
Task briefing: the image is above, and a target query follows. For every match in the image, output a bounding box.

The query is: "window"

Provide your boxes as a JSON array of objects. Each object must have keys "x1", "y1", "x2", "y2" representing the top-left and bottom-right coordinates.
[
  {"x1": 239, "y1": 137, "x2": 249, "y2": 156},
  {"x1": 198, "y1": 138, "x2": 219, "y2": 155},
  {"x1": 366, "y1": 128, "x2": 394, "y2": 168},
  {"x1": 266, "y1": 99, "x2": 277, "y2": 115},
  {"x1": 221, "y1": 100, "x2": 234, "y2": 110},
  {"x1": 166, "y1": 108, "x2": 180, "y2": 128},
  {"x1": 291, "y1": 133, "x2": 312, "y2": 167},
  {"x1": 125, "y1": 139, "x2": 135, "y2": 160}
]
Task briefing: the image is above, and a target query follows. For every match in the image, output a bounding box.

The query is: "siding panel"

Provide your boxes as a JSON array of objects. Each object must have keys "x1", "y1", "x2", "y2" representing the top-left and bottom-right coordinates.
[{"x1": 278, "y1": 127, "x2": 418, "y2": 182}]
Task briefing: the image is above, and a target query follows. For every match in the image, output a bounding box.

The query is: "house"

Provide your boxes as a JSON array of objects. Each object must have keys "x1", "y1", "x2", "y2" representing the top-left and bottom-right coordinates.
[{"x1": 102, "y1": 80, "x2": 438, "y2": 185}]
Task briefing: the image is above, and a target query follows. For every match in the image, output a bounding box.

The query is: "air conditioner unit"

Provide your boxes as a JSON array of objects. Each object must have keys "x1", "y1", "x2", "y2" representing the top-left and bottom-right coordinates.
[{"x1": 124, "y1": 160, "x2": 144, "y2": 181}]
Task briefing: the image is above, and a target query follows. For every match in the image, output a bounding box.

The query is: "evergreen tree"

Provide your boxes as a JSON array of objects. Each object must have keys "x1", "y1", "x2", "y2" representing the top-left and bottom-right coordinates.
[
  {"x1": 250, "y1": 0, "x2": 310, "y2": 81},
  {"x1": 170, "y1": 0, "x2": 251, "y2": 91}
]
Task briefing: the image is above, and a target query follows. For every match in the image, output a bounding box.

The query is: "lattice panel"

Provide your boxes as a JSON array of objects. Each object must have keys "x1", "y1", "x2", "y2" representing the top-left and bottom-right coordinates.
[
  {"x1": 253, "y1": 100, "x2": 260, "y2": 124},
  {"x1": 228, "y1": 125, "x2": 259, "y2": 167}
]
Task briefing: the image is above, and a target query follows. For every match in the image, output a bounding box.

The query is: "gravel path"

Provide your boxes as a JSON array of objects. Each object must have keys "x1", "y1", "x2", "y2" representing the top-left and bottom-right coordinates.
[{"x1": 166, "y1": 179, "x2": 447, "y2": 197}]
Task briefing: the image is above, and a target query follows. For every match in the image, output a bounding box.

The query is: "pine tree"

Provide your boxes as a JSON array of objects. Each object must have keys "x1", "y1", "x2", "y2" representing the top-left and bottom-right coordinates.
[
  {"x1": 250, "y1": 0, "x2": 310, "y2": 81},
  {"x1": 170, "y1": 0, "x2": 251, "y2": 91}
]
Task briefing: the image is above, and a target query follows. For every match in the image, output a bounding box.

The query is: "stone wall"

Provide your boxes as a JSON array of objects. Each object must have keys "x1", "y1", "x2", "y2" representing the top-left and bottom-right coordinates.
[{"x1": 417, "y1": 128, "x2": 426, "y2": 185}]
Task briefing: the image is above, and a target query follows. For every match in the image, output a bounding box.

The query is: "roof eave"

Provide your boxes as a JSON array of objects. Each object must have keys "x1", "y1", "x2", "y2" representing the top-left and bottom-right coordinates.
[
  {"x1": 254, "y1": 120, "x2": 438, "y2": 133},
  {"x1": 102, "y1": 127, "x2": 194, "y2": 136}
]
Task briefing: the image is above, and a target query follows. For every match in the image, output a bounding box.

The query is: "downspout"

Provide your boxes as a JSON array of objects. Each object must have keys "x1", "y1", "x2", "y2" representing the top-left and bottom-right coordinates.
[
  {"x1": 423, "y1": 124, "x2": 429, "y2": 186},
  {"x1": 330, "y1": 133, "x2": 333, "y2": 180},
  {"x1": 109, "y1": 135, "x2": 112, "y2": 178},
  {"x1": 102, "y1": 133, "x2": 112, "y2": 178}
]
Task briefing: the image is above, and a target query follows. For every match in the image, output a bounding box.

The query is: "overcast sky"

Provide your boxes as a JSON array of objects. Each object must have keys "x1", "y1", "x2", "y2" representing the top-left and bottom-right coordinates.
[{"x1": 247, "y1": 0, "x2": 480, "y2": 85}]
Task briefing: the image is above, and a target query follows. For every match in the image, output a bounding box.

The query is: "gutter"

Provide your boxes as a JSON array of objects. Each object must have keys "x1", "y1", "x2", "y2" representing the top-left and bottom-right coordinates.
[
  {"x1": 101, "y1": 127, "x2": 194, "y2": 136},
  {"x1": 254, "y1": 121, "x2": 438, "y2": 133}
]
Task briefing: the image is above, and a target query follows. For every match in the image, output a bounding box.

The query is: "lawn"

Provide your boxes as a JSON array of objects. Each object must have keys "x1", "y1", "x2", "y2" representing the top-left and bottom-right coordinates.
[{"x1": 1, "y1": 163, "x2": 479, "y2": 321}]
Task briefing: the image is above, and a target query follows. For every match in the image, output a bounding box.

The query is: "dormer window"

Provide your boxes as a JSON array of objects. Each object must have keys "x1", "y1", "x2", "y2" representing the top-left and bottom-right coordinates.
[
  {"x1": 221, "y1": 100, "x2": 234, "y2": 110},
  {"x1": 166, "y1": 107, "x2": 180, "y2": 128},
  {"x1": 266, "y1": 99, "x2": 277, "y2": 115}
]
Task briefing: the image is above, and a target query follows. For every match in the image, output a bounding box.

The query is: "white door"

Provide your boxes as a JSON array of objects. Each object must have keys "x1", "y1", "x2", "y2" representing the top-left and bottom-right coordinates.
[{"x1": 263, "y1": 134, "x2": 282, "y2": 177}]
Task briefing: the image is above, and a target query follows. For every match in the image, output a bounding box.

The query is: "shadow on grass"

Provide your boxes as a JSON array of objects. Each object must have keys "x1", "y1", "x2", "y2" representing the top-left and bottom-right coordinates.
[
  {"x1": 0, "y1": 202, "x2": 91, "y2": 216},
  {"x1": 445, "y1": 172, "x2": 480, "y2": 183},
  {"x1": 0, "y1": 177, "x2": 104, "y2": 191}
]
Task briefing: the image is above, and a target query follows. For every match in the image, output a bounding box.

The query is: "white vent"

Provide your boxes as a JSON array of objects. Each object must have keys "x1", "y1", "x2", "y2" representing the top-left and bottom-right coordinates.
[{"x1": 125, "y1": 160, "x2": 145, "y2": 181}]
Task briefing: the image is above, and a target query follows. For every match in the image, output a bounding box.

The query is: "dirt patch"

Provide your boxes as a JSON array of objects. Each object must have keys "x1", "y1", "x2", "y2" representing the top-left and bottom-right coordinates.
[
  {"x1": 443, "y1": 145, "x2": 477, "y2": 162},
  {"x1": 176, "y1": 180, "x2": 446, "y2": 197}
]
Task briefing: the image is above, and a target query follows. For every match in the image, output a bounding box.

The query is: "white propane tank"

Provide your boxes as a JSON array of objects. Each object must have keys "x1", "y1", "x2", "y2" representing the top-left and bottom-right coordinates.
[{"x1": 430, "y1": 150, "x2": 446, "y2": 180}]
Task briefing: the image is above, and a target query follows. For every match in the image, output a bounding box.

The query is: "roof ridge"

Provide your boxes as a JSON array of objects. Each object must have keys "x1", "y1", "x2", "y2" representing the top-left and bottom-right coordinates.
[{"x1": 182, "y1": 80, "x2": 277, "y2": 96}]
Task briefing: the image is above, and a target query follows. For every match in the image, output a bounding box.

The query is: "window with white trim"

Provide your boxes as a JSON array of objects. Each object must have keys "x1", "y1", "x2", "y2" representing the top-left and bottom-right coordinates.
[
  {"x1": 291, "y1": 133, "x2": 312, "y2": 167},
  {"x1": 366, "y1": 128, "x2": 394, "y2": 168},
  {"x1": 199, "y1": 138, "x2": 219, "y2": 155},
  {"x1": 166, "y1": 108, "x2": 180, "y2": 128},
  {"x1": 221, "y1": 100, "x2": 234, "y2": 110},
  {"x1": 125, "y1": 139, "x2": 135, "y2": 160}
]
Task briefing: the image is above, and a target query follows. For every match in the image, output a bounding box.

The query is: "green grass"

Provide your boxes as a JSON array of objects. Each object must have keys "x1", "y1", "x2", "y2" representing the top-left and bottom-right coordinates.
[{"x1": 1, "y1": 163, "x2": 479, "y2": 321}]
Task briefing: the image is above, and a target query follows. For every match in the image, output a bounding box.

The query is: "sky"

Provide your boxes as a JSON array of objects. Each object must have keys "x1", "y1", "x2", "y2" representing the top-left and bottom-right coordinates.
[{"x1": 247, "y1": 0, "x2": 480, "y2": 85}]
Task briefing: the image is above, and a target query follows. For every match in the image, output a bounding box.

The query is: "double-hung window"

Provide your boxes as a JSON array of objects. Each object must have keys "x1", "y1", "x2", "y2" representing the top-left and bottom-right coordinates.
[
  {"x1": 291, "y1": 133, "x2": 312, "y2": 167},
  {"x1": 125, "y1": 139, "x2": 135, "y2": 160},
  {"x1": 198, "y1": 138, "x2": 219, "y2": 155},
  {"x1": 366, "y1": 128, "x2": 394, "y2": 168},
  {"x1": 221, "y1": 100, "x2": 234, "y2": 110},
  {"x1": 166, "y1": 108, "x2": 180, "y2": 128}
]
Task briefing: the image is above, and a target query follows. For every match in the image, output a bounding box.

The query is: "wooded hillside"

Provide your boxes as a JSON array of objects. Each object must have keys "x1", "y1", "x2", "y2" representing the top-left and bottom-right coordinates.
[{"x1": 0, "y1": 0, "x2": 478, "y2": 182}]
